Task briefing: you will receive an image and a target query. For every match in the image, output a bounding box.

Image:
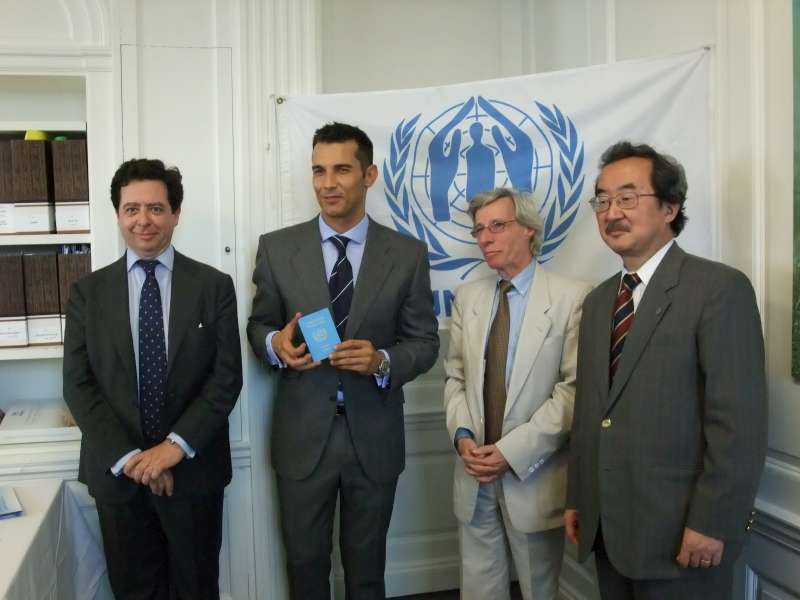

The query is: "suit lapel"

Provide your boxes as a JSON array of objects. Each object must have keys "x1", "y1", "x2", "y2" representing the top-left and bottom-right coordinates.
[
  {"x1": 290, "y1": 218, "x2": 331, "y2": 311},
  {"x1": 346, "y1": 218, "x2": 393, "y2": 338},
  {"x1": 591, "y1": 276, "x2": 619, "y2": 400},
  {"x1": 504, "y1": 267, "x2": 552, "y2": 416},
  {"x1": 469, "y1": 278, "x2": 496, "y2": 420},
  {"x1": 102, "y1": 256, "x2": 137, "y2": 388},
  {"x1": 167, "y1": 252, "x2": 202, "y2": 376},
  {"x1": 606, "y1": 243, "x2": 684, "y2": 412}
]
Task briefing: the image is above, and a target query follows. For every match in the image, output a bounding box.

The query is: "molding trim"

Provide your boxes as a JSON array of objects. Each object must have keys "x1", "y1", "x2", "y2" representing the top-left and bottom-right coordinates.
[{"x1": 748, "y1": 0, "x2": 767, "y2": 314}]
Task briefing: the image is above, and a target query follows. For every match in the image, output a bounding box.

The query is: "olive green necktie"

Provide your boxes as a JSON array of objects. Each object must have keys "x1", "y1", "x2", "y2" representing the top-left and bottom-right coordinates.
[{"x1": 483, "y1": 280, "x2": 514, "y2": 445}]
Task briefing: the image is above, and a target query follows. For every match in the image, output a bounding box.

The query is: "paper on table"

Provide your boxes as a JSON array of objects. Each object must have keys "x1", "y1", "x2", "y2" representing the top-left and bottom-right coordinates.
[{"x1": 0, "y1": 487, "x2": 22, "y2": 520}]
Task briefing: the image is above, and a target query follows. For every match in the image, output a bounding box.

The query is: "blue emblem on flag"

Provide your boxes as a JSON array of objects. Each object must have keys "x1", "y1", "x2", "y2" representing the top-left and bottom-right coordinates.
[{"x1": 383, "y1": 96, "x2": 584, "y2": 279}]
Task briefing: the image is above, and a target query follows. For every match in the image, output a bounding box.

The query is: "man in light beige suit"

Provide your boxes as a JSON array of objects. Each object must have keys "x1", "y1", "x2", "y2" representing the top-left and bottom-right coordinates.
[{"x1": 444, "y1": 187, "x2": 590, "y2": 600}]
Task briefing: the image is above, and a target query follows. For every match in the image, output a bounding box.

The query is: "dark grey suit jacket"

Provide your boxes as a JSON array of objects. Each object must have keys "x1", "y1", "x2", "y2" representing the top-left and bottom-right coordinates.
[
  {"x1": 247, "y1": 216, "x2": 439, "y2": 483},
  {"x1": 63, "y1": 251, "x2": 243, "y2": 503},
  {"x1": 566, "y1": 243, "x2": 767, "y2": 579}
]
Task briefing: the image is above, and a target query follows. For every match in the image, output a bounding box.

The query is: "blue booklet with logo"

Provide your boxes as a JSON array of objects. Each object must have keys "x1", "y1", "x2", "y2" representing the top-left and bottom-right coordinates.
[{"x1": 298, "y1": 308, "x2": 341, "y2": 362}]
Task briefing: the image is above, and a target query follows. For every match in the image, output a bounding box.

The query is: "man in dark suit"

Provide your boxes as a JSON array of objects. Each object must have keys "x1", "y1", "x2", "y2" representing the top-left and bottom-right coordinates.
[
  {"x1": 63, "y1": 158, "x2": 242, "y2": 600},
  {"x1": 564, "y1": 141, "x2": 767, "y2": 599},
  {"x1": 247, "y1": 122, "x2": 439, "y2": 599}
]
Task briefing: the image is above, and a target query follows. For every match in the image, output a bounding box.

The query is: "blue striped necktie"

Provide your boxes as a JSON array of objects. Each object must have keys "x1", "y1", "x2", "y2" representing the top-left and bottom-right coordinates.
[
  {"x1": 138, "y1": 259, "x2": 167, "y2": 442},
  {"x1": 328, "y1": 235, "x2": 353, "y2": 339}
]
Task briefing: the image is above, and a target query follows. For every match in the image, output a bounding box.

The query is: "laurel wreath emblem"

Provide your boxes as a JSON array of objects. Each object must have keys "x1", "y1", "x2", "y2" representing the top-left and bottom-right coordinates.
[{"x1": 382, "y1": 101, "x2": 584, "y2": 277}]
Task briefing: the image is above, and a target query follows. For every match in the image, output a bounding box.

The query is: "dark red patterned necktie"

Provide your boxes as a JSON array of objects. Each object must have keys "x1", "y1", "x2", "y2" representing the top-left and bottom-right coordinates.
[{"x1": 609, "y1": 272, "x2": 641, "y2": 381}]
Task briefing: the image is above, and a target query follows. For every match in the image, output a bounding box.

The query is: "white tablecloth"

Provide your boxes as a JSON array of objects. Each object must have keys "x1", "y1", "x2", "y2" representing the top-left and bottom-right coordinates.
[{"x1": 0, "y1": 479, "x2": 111, "y2": 600}]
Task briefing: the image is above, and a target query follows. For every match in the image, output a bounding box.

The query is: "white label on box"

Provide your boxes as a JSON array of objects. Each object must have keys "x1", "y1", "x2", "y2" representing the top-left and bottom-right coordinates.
[
  {"x1": 0, "y1": 317, "x2": 27, "y2": 347},
  {"x1": 55, "y1": 202, "x2": 90, "y2": 232},
  {"x1": 0, "y1": 204, "x2": 14, "y2": 233},
  {"x1": 15, "y1": 203, "x2": 54, "y2": 234},
  {"x1": 27, "y1": 315, "x2": 62, "y2": 344}
]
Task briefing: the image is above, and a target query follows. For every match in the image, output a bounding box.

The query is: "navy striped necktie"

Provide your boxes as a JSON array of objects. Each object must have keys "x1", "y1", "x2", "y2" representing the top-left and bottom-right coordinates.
[
  {"x1": 609, "y1": 272, "x2": 641, "y2": 381},
  {"x1": 138, "y1": 259, "x2": 167, "y2": 442},
  {"x1": 328, "y1": 235, "x2": 353, "y2": 339}
]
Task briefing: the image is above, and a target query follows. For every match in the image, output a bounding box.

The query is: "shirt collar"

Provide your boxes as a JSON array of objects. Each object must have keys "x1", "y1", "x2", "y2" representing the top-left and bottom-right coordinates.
[
  {"x1": 318, "y1": 213, "x2": 369, "y2": 245},
  {"x1": 498, "y1": 259, "x2": 536, "y2": 296},
  {"x1": 623, "y1": 239, "x2": 674, "y2": 287},
  {"x1": 126, "y1": 245, "x2": 175, "y2": 273}
]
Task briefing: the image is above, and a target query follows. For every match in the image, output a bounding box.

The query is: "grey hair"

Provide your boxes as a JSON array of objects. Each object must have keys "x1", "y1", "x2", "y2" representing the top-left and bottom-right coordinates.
[{"x1": 467, "y1": 187, "x2": 544, "y2": 257}]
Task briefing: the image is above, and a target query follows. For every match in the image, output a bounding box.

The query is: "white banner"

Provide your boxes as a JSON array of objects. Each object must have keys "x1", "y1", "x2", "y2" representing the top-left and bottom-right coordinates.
[{"x1": 275, "y1": 49, "x2": 714, "y2": 323}]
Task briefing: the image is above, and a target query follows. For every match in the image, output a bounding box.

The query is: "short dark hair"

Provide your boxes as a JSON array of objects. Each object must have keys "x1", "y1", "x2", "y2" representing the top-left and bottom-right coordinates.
[
  {"x1": 312, "y1": 122, "x2": 373, "y2": 172},
  {"x1": 110, "y1": 158, "x2": 183, "y2": 212},
  {"x1": 597, "y1": 141, "x2": 688, "y2": 235}
]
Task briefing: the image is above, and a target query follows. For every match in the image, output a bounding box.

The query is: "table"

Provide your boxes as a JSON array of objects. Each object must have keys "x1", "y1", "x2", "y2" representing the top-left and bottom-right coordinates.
[{"x1": 0, "y1": 479, "x2": 111, "y2": 600}]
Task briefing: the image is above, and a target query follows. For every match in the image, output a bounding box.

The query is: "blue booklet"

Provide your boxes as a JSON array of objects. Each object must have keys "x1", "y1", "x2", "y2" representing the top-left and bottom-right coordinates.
[{"x1": 298, "y1": 308, "x2": 341, "y2": 362}]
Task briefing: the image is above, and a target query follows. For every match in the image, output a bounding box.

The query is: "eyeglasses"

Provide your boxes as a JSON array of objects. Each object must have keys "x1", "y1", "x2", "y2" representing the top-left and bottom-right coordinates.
[
  {"x1": 470, "y1": 219, "x2": 517, "y2": 238},
  {"x1": 588, "y1": 191, "x2": 658, "y2": 213}
]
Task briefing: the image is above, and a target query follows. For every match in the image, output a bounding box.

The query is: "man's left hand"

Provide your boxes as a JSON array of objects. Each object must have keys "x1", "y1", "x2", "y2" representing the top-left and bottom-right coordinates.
[
  {"x1": 124, "y1": 440, "x2": 186, "y2": 485},
  {"x1": 464, "y1": 444, "x2": 510, "y2": 483},
  {"x1": 675, "y1": 527, "x2": 724, "y2": 568},
  {"x1": 330, "y1": 339, "x2": 381, "y2": 375}
]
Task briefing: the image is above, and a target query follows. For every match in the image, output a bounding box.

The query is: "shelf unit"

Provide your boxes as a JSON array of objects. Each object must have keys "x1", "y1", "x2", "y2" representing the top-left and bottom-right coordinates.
[
  {"x1": 0, "y1": 233, "x2": 91, "y2": 245},
  {"x1": 0, "y1": 345, "x2": 63, "y2": 361},
  {"x1": 0, "y1": 115, "x2": 91, "y2": 360}
]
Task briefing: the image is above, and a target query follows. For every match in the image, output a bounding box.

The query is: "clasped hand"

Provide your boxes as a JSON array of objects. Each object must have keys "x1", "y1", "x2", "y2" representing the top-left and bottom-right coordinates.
[
  {"x1": 457, "y1": 438, "x2": 509, "y2": 483},
  {"x1": 123, "y1": 440, "x2": 185, "y2": 497}
]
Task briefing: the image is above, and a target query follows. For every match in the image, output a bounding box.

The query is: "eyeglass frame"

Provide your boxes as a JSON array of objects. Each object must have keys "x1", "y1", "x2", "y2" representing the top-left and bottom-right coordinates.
[
  {"x1": 588, "y1": 190, "x2": 658, "y2": 213},
  {"x1": 469, "y1": 218, "x2": 518, "y2": 238}
]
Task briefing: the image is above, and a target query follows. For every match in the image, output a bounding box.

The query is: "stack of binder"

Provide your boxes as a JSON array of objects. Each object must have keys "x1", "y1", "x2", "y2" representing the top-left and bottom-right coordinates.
[
  {"x1": 0, "y1": 245, "x2": 90, "y2": 348},
  {"x1": 10, "y1": 140, "x2": 54, "y2": 234},
  {"x1": 0, "y1": 133, "x2": 89, "y2": 235},
  {"x1": 23, "y1": 250, "x2": 61, "y2": 344},
  {"x1": 57, "y1": 246, "x2": 91, "y2": 336},
  {"x1": 0, "y1": 252, "x2": 27, "y2": 347},
  {"x1": 52, "y1": 139, "x2": 89, "y2": 232}
]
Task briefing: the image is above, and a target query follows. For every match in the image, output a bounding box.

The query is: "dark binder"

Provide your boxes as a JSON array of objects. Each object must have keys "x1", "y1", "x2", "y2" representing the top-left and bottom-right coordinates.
[
  {"x1": 11, "y1": 140, "x2": 52, "y2": 203},
  {"x1": 0, "y1": 253, "x2": 25, "y2": 318},
  {"x1": 52, "y1": 139, "x2": 88, "y2": 203},
  {"x1": 57, "y1": 251, "x2": 91, "y2": 314},
  {"x1": 0, "y1": 141, "x2": 12, "y2": 204},
  {"x1": 22, "y1": 252, "x2": 60, "y2": 315}
]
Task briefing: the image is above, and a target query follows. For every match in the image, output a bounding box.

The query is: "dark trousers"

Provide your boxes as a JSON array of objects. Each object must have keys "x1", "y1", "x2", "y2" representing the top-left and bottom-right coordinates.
[
  {"x1": 594, "y1": 528, "x2": 739, "y2": 600},
  {"x1": 96, "y1": 487, "x2": 224, "y2": 600},
  {"x1": 277, "y1": 414, "x2": 398, "y2": 600}
]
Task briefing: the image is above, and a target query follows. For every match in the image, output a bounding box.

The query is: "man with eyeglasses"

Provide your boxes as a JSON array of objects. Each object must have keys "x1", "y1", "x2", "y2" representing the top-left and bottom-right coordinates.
[
  {"x1": 565, "y1": 141, "x2": 767, "y2": 599},
  {"x1": 444, "y1": 187, "x2": 591, "y2": 600}
]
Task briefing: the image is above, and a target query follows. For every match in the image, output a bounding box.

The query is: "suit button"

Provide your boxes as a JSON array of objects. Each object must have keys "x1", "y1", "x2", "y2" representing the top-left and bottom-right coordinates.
[{"x1": 601, "y1": 418, "x2": 612, "y2": 429}]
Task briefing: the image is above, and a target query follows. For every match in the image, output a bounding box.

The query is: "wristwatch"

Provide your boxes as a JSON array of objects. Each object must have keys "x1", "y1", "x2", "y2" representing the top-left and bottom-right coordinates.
[{"x1": 374, "y1": 355, "x2": 391, "y2": 377}]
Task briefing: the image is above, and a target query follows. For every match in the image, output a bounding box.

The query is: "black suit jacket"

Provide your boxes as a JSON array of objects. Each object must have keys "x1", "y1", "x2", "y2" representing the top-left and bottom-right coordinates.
[
  {"x1": 63, "y1": 250, "x2": 243, "y2": 503},
  {"x1": 247, "y1": 217, "x2": 440, "y2": 483},
  {"x1": 566, "y1": 243, "x2": 767, "y2": 579}
]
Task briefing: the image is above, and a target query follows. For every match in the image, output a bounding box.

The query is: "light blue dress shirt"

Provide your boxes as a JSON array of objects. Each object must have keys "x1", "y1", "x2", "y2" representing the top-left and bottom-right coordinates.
[
  {"x1": 111, "y1": 246, "x2": 194, "y2": 476},
  {"x1": 454, "y1": 260, "x2": 536, "y2": 444},
  {"x1": 265, "y1": 214, "x2": 389, "y2": 389}
]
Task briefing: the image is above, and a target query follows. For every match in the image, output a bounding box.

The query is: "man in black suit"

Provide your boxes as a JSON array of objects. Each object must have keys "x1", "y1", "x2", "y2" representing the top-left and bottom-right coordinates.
[
  {"x1": 248, "y1": 122, "x2": 439, "y2": 599},
  {"x1": 63, "y1": 158, "x2": 242, "y2": 600}
]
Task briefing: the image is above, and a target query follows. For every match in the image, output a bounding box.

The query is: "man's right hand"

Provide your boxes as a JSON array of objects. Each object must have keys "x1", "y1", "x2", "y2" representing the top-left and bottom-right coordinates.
[
  {"x1": 272, "y1": 312, "x2": 322, "y2": 371},
  {"x1": 564, "y1": 509, "x2": 579, "y2": 545}
]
